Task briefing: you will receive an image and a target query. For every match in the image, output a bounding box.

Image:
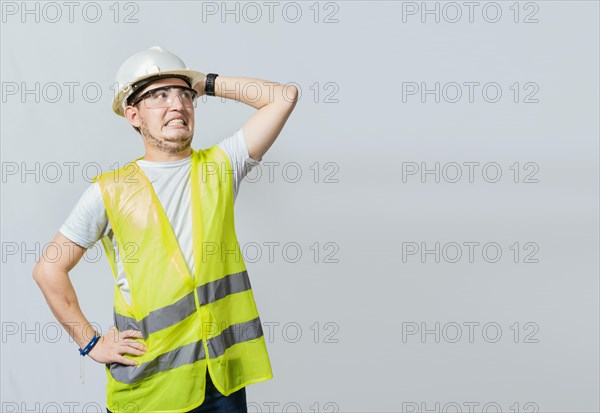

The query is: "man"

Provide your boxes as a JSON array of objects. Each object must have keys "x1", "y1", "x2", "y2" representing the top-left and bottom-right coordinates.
[{"x1": 32, "y1": 46, "x2": 298, "y2": 412}]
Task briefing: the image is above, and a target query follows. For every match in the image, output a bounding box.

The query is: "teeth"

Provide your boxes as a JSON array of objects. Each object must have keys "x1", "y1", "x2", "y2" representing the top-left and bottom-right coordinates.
[{"x1": 167, "y1": 119, "x2": 184, "y2": 126}]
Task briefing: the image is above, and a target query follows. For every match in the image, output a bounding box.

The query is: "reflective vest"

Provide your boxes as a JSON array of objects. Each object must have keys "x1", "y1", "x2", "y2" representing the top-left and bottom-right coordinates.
[{"x1": 93, "y1": 145, "x2": 272, "y2": 413}]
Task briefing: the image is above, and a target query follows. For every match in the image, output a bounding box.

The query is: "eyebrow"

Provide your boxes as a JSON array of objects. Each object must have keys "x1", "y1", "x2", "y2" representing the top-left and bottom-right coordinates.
[
  {"x1": 146, "y1": 85, "x2": 194, "y2": 94},
  {"x1": 130, "y1": 85, "x2": 196, "y2": 106}
]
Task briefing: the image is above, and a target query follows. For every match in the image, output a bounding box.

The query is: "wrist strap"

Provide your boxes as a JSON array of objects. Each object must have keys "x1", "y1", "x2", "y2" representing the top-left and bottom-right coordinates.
[
  {"x1": 79, "y1": 332, "x2": 100, "y2": 356},
  {"x1": 205, "y1": 73, "x2": 219, "y2": 96}
]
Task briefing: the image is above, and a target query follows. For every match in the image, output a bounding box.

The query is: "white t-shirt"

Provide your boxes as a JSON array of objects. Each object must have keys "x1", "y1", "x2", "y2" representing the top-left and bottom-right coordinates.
[{"x1": 59, "y1": 128, "x2": 260, "y2": 305}]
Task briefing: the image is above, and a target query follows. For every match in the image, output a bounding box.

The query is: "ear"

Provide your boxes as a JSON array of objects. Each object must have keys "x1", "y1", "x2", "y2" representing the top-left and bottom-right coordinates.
[{"x1": 124, "y1": 105, "x2": 142, "y2": 128}]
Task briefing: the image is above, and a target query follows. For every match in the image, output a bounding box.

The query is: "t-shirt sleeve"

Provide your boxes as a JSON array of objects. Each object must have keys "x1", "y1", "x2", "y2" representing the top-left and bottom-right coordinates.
[
  {"x1": 216, "y1": 128, "x2": 261, "y2": 200},
  {"x1": 59, "y1": 181, "x2": 109, "y2": 249}
]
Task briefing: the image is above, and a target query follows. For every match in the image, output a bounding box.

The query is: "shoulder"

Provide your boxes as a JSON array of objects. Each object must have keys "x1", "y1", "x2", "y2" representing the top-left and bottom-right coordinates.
[
  {"x1": 59, "y1": 181, "x2": 108, "y2": 249},
  {"x1": 92, "y1": 161, "x2": 141, "y2": 188},
  {"x1": 195, "y1": 141, "x2": 232, "y2": 176},
  {"x1": 197, "y1": 143, "x2": 229, "y2": 162}
]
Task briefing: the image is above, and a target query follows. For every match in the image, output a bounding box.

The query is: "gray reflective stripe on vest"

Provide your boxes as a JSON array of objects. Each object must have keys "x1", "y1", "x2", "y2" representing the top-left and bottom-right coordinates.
[
  {"x1": 196, "y1": 270, "x2": 251, "y2": 305},
  {"x1": 113, "y1": 271, "x2": 252, "y2": 338},
  {"x1": 110, "y1": 318, "x2": 263, "y2": 384},
  {"x1": 114, "y1": 292, "x2": 197, "y2": 339},
  {"x1": 109, "y1": 339, "x2": 205, "y2": 384},
  {"x1": 207, "y1": 316, "x2": 264, "y2": 358}
]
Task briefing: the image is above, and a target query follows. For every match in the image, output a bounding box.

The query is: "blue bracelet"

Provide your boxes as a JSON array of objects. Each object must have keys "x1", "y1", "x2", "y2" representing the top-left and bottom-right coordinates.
[{"x1": 79, "y1": 332, "x2": 100, "y2": 356}]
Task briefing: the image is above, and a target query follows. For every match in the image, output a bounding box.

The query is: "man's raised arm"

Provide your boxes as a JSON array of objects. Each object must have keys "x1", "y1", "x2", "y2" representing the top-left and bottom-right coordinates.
[{"x1": 199, "y1": 76, "x2": 299, "y2": 162}]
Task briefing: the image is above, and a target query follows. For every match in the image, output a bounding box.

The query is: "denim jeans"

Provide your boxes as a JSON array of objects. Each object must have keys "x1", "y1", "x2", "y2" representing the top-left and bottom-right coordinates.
[{"x1": 106, "y1": 370, "x2": 247, "y2": 413}]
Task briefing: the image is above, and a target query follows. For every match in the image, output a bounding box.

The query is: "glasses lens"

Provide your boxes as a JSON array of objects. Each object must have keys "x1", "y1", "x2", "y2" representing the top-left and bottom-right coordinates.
[{"x1": 144, "y1": 86, "x2": 197, "y2": 109}]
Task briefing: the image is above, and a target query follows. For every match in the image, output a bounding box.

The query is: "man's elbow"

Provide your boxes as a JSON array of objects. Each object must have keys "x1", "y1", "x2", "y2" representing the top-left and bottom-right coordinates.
[
  {"x1": 32, "y1": 260, "x2": 56, "y2": 286},
  {"x1": 32, "y1": 261, "x2": 46, "y2": 285},
  {"x1": 283, "y1": 85, "x2": 299, "y2": 105}
]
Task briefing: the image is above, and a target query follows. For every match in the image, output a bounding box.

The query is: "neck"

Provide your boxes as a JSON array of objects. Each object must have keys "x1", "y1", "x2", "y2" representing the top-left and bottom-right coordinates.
[{"x1": 142, "y1": 146, "x2": 192, "y2": 162}]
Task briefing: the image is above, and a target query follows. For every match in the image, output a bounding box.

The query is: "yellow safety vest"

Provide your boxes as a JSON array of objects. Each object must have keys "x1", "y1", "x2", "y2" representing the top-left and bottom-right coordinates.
[{"x1": 93, "y1": 145, "x2": 272, "y2": 413}]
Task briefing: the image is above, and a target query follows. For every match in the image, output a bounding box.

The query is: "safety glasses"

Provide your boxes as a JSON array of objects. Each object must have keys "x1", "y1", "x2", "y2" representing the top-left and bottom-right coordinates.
[{"x1": 130, "y1": 85, "x2": 198, "y2": 109}]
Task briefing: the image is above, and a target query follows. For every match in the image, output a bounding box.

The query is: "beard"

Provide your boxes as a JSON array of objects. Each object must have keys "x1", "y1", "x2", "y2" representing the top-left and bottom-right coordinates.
[{"x1": 139, "y1": 117, "x2": 193, "y2": 155}]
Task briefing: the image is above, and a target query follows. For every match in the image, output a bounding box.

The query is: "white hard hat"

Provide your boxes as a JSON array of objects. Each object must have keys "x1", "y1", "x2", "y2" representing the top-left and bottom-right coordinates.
[{"x1": 112, "y1": 46, "x2": 206, "y2": 117}]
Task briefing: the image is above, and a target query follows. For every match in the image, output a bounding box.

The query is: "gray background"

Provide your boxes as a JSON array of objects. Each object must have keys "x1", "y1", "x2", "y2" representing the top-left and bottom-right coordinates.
[{"x1": 1, "y1": 1, "x2": 598, "y2": 412}]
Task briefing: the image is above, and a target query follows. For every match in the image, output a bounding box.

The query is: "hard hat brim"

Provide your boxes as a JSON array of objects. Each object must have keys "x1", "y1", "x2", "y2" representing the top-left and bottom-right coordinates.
[{"x1": 112, "y1": 69, "x2": 206, "y2": 117}]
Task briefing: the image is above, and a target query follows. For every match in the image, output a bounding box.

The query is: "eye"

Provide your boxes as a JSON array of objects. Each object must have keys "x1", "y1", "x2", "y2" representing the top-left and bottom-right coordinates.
[
  {"x1": 180, "y1": 91, "x2": 193, "y2": 100},
  {"x1": 154, "y1": 91, "x2": 169, "y2": 99}
]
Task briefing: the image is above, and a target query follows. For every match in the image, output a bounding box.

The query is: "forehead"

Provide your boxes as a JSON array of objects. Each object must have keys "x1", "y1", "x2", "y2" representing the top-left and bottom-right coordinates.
[{"x1": 138, "y1": 77, "x2": 189, "y2": 95}]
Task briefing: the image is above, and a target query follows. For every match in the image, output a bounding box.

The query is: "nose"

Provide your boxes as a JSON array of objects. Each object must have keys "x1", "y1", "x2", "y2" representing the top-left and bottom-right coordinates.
[{"x1": 169, "y1": 94, "x2": 185, "y2": 110}]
